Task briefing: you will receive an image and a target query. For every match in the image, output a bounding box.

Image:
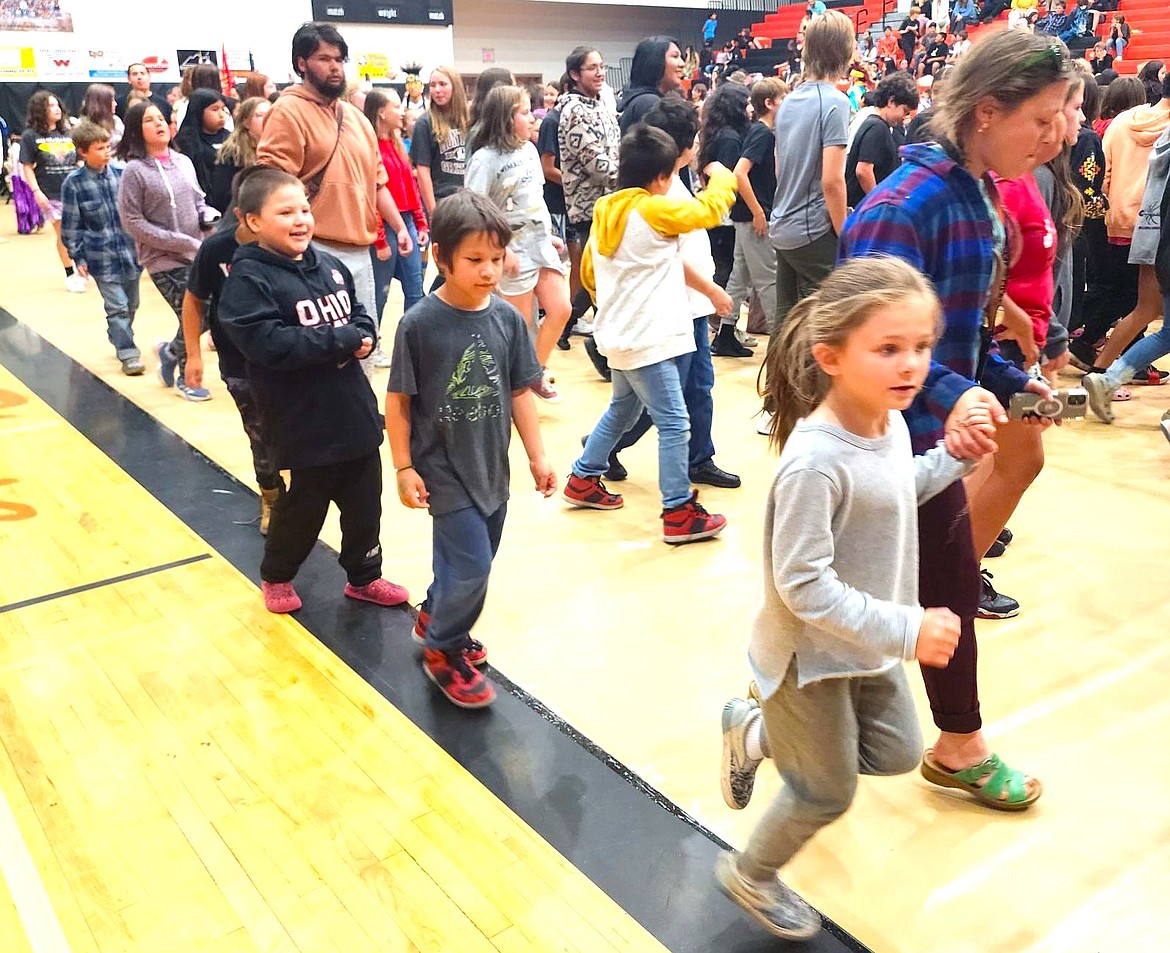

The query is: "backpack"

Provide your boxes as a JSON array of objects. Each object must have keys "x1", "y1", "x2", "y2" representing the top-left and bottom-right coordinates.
[{"x1": 12, "y1": 176, "x2": 45, "y2": 235}]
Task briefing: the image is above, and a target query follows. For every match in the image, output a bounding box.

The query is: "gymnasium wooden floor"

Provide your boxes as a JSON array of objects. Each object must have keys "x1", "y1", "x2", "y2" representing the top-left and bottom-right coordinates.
[{"x1": 2, "y1": 209, "x2": 1169, "y2": 953}]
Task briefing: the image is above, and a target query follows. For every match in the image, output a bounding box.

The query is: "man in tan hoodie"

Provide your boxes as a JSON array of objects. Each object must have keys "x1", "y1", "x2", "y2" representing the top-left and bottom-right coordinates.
[
  {"x1": 1094, "y1": 75, "x2": 1170, "y2": 371},
  {"x1": 257, "y1": 21, "x2": 412, "y2": 376}
]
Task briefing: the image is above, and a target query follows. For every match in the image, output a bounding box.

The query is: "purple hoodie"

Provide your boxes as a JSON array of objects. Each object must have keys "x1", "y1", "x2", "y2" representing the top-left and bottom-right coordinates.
[{"x1": 117, "y1": 151, "x2": 207, "y2": 274}]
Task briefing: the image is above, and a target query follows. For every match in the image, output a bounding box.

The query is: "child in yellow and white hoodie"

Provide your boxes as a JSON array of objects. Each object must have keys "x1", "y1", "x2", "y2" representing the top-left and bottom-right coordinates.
[{"x1": 562, "y1": 122, "x2": 737, "y2": 545}]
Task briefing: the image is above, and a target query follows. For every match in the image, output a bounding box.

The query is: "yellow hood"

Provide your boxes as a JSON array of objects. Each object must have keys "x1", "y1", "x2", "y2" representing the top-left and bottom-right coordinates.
[{"x1": 591, "y1": 187, "x2": 655, "y2": 259}]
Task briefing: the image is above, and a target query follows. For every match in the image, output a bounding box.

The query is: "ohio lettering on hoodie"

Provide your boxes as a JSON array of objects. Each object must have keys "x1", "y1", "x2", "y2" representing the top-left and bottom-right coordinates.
[{"x1": 219, "y1": 244, "x2": 382, "y2": 470}]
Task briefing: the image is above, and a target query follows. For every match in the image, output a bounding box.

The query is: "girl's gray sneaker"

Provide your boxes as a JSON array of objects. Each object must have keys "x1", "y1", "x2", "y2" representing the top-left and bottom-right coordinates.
[
  {"x1": 715, "y1": 852, "x2": 821, "y2": 942},
  {"x1": 720, "y1": 698, "x2": 763, "y2": 810}
]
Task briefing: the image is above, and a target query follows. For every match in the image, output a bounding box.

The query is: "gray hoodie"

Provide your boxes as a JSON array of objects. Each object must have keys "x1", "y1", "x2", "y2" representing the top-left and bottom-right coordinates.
[
  {"x1": 117, "y1": 151, "x2": 207, "y2": 274},
  {"x1": 1130, "y1": 126, "x2": 1170, "y2": 266}
]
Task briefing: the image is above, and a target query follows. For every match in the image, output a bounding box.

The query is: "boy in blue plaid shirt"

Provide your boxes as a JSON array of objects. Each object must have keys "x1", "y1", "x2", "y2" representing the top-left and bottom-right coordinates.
[{"x1": 61, "y1": 120, "x2": 144, "y2": 375}]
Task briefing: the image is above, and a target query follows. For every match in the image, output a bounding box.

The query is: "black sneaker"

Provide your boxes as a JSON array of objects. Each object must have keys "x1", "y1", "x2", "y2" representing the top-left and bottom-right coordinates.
[
  {"x1": 977, "y1": 569, "x2": 1020, "y2": 619},
  {"x1": 711, "y1": 325, "x2": 753, "y2": 358}
]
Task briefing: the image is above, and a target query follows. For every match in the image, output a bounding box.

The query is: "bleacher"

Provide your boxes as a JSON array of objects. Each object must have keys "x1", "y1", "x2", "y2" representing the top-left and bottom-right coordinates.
[{"x1": 741, "y1": 0, "x2": 1166, "y2": 77}]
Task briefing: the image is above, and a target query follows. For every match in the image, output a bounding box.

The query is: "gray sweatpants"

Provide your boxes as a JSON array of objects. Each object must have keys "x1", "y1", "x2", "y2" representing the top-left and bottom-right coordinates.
[
  {"x1": 312, "y1": 238, "x2": 379, "y2": 381},
  {"x1": 738, "y1": 663, "x2": 922, "y2": 882},
  {"x1": 725, "y1": 221, "x2": 778, "y2": 333}
]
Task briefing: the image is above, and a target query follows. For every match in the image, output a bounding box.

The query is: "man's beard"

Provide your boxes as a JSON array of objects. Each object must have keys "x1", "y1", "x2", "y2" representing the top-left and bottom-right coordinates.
[{"x1": 306, "y1": 72, "x2": 346, "y2": 100}]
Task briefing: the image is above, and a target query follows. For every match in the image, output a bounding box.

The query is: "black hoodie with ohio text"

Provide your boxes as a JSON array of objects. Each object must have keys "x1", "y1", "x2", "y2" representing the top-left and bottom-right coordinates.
[{"x1": 219, "y1": 243, "x2": 382, "y2": 470}]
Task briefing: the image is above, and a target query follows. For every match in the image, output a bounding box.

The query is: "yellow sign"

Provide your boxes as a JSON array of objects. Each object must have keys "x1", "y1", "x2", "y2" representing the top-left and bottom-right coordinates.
[
  {"x1": 0, "y1": 47, "x2": 36, "y2": 79},
  {"x1": 356, "y1": 52, "x2": 389, "y2": 80}
]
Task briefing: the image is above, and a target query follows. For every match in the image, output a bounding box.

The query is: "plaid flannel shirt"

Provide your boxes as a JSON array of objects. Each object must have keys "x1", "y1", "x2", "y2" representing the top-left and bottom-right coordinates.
[
  {"x1": 839, "y1": 142, "x2": 1031, "y2": 453},
  {"x1": 60, "y1": 164, "x2": 140, "y2": 283}
]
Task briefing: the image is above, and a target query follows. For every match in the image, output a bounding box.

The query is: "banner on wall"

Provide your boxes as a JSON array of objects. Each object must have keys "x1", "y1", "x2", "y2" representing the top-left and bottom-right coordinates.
[
  {"x1": 0, "y1": 2, "x2": 74, "y2": 33},
  {"x1": 34, "y1": 47, "x2": 87, "y2": 81},
  {"x1": 356, "y1": 53, "x2": 389, "y2": 80},
  {"x1": 139, "y1": 52, "x2": 179, "y2": 82},
  {"x1": 0, "y1": 47, "x2": 36, "y2": 79},
  {"x1": 176, "y1": 49, "x2": 218, "y2": 69},
  {"x1": 86, "y1": 48, "x2": 130, "y2": 79}
]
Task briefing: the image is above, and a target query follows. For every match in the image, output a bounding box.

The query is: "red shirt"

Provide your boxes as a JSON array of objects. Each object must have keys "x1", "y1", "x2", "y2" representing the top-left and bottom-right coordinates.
[
  {"x1": 994, "y1": 172, "x2": 1056, "y2": 346},
  {"x1": 378, "y1": 138, "x2": 427, "y2": 233}
]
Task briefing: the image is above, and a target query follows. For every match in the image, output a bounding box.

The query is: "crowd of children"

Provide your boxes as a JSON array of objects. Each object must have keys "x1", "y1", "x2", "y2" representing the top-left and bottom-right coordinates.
[{"x1": 11, "y1": 10, "x2": 1170, "y2": 944}]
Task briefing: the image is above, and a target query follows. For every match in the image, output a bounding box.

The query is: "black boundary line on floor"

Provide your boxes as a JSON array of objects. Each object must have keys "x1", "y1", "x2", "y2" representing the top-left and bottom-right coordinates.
[
  {"x1": 0, "y1": 307, "x2": 872, "y2": 953},
  {"x1": 0, "y1": 553, "x2": 212, "y2": 615}
]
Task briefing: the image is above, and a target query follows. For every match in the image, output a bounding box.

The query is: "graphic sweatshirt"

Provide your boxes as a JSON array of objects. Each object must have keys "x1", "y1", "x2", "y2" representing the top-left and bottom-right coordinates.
[{"x1": 219, "y1": 244, "x2": 382, "y2": 470}]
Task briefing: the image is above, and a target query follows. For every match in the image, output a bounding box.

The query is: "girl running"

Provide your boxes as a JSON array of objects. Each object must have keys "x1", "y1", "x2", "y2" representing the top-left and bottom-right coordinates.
[
  {"x1": 464, "y1": 85, "x2": 571, "y2": 401},
  {"x1": 716, "y1": 257, "x2": 986, "y2": 941}
]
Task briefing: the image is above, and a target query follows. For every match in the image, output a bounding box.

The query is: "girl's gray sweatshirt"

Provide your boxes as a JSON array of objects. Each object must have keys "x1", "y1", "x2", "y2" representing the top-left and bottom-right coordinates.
[{"x1": 117, "y1": 151, "x2": 207, "y2": 275}]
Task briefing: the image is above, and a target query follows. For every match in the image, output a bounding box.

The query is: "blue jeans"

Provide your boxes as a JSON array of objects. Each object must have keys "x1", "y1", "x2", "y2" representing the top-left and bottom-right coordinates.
[
  {"x1": 574, "y1": 355, "x2": 692, "y2": 508},
  {"x1": 1104, "y1": 290, "x2": 1170, "y2": 388},
  {"x1": 425, "y1": 504, "x2": 507, "y2": 653},
  {"x1": 95, "y1": 277, "x2": 141, "y2": 359},
  {"x1": 615, "y1": 317, "x2": 715, "y2": 470},
  {"x1": 370, "y1": 217, "x2": 424, "y2": 327}
]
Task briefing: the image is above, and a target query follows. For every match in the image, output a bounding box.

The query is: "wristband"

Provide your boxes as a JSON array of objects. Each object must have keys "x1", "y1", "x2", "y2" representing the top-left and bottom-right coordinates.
[{"x1": 395, "y1": 464, "x2": 415, "y2": 473}]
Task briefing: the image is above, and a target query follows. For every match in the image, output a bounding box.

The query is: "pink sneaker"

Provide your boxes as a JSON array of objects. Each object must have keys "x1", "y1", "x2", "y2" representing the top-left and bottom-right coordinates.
[
  {"x1": 262, "y1": 581, "x2": 302, "y2": 613},
  {"x1": 344, "y1": 578, "x2": 409, "y2": 606},
  {"x1": 531, "y1": 369, "x2": 561, "y2": 402}
]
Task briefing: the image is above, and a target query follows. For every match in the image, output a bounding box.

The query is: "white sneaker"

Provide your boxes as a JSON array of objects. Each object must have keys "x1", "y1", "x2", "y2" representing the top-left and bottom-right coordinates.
[
  {"x1": 371, "y1": 347, "x2": 393, "y2": 369},
  {"x1": 721, "y1": 699, "x2": 763, "y2": 810},
  {"x1": 1161, "y1": 409, "x2": 1170, "y2": 446},
  {"x1": 756, "y1": 410, "x2": 773, "y2": 436},
  {"x1": 64, "y1": 273, "x2": 87, "y2": 293},
  {"x1": 1081, "y1": 372, "x2": 1116, "y2": 424},
  {"x1": 735, "y1": 328, "x2": 759, "y2": 348},
  {"x1": 714, "y1": 852, "x2": 821, "y2": 941},
  {"x1": 572, "y1": 319, "x2": 594, "y2": 336}
]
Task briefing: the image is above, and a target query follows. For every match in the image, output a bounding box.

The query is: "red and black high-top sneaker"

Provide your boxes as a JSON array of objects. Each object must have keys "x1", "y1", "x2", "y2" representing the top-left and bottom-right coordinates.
[
  {"x1": 422, "y1": 648, "x2": 496, "y2": 709},
  {"x1": 562, "y1": 473, "x2": 624, "y2": 510},
  {"x1": 411, "y1": 606, "x2": 487, "y2": 666},
  {"x1": 662, "y1": 491, "x2": 726, "y2": 544}
]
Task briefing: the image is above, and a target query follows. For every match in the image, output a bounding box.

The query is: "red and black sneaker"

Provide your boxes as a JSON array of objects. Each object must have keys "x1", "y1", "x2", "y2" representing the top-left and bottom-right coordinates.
[
  {"x1": 411, "y1": 606, "x2": 487, "y2": 666},
  {"x1": 422, "y1": 648, "x2": 496, "y2": 709},
  {"x1": 563, "y1": 473, "x2": 624, "y2": 510},
  {"x1": 662, "y1": 491, "x2": 726, "y2": 544}
]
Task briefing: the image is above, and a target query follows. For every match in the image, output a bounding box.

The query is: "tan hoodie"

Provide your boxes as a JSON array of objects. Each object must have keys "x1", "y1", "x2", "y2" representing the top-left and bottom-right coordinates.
[
  {"x1": 256, "y1": 84, "x2": 387, "y2": 247},
  {"x1": 1102, "y1": 102, "x2": 1170, "y2": 241}
]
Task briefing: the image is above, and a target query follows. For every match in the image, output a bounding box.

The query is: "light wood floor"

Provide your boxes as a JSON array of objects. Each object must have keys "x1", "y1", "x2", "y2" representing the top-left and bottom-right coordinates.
[
  {"x1": 0, "y1": 363, "x2": 670, "y2": 951},
  {"x1": 4, "y1": 211, "x2": 1170, "y2": 952}
]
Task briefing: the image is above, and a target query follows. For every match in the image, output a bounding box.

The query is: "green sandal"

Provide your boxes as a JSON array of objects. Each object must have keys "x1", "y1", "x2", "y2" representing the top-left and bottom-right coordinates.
[{"x1": 920, "y1": 750, "x2": 1041, "y2": 812}]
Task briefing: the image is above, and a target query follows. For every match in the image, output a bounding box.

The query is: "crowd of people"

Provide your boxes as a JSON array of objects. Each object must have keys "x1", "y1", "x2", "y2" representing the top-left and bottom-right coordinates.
[{"x1": 8, "y1": 9, "x2": 1170, "y2": 944}]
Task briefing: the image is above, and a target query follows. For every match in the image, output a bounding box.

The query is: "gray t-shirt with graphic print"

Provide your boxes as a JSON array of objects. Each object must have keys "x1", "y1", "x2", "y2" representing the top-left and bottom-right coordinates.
[{"x1": 388, "y1": 293, "x2": 542, "y2": 517}]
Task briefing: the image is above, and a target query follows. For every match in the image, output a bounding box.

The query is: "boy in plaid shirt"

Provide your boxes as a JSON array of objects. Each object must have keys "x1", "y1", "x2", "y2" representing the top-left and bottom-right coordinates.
[{"x1": 60, "y1": 120, "x2": 143, "y2": 375}]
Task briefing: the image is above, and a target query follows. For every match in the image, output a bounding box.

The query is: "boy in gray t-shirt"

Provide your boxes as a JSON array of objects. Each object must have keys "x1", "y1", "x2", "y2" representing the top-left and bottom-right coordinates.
[{"x1": 386, "y1": 191, "x2": 555, "y2": 709}]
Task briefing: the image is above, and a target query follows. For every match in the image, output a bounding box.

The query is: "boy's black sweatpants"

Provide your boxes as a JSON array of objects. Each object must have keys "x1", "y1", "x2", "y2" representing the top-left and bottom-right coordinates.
[{"x1": 261, "y1": 450, "x2": 383, "y2": 587}]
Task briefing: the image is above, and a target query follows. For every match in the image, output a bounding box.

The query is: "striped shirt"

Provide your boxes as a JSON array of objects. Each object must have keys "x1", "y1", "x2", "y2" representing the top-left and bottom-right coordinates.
[
  {"x1": 839, "y1": 142, "x2": 1031, "y2": 453},
  {"x1": 60, "y1": 164, "x2": 140, "y2": 283}
]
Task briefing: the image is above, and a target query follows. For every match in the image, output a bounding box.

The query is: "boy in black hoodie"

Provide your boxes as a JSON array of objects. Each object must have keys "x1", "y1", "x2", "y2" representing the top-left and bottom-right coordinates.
[{"x1": 219, "y1": 166, "x2": 410, "y2": 615}]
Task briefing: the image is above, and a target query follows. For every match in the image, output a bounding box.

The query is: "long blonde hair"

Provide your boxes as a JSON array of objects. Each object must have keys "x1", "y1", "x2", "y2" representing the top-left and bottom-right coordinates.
[
  {"x1": 427, "y1": 65, "x2": 469, "y2": 145},
  {"x1": 760, "y1": 257, "x2": 942, "y2": 450},
  {"x1": 216, "y1": 97, "x2": 268, "y2": 167}
]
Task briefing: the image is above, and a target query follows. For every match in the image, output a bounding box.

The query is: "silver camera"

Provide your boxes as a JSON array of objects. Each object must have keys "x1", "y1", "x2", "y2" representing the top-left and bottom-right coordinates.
[{"x1": 1008, "y1": 387, "x2": 1088, "y2": 420}]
